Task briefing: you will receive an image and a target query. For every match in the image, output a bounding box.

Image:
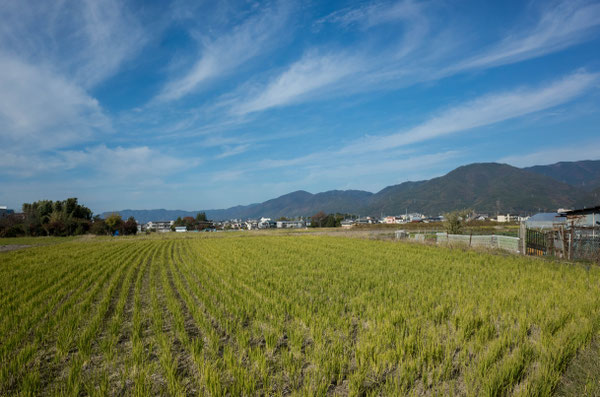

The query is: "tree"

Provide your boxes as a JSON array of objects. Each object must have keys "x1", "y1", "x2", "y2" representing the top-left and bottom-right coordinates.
[
  {"x1": 196, "y1": 212, "x2": 207, "y2": 222},
  {"x1": 105, "y1": 213, "x2": 123, "y2": 235},
  {"x1": 444, "y1": 209, "x2": 471, "y2": 235},
  {"x1": 310, "y1": 211, "x2": 328, "y2": 228},
  {"x1": 123, "y1": 217, "x2": 138, "y2": 235}
]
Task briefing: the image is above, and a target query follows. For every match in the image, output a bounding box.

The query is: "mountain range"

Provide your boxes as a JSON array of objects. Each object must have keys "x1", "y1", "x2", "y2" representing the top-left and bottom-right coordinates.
[{"x1": 103, "y1": 160, "x2": 600, "y2": 223}]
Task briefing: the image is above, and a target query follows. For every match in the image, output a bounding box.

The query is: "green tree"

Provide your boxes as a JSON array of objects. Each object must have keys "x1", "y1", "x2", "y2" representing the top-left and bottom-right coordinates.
[
  {"x1": 444, "y1": 209, "x2": 471, "y2": 235},
  {"x1": 105, "y1": 213, "x2": 124, "y2": 235},
  {"x1": 196, "y1": 212, "x2": 207, "y2": 222}
]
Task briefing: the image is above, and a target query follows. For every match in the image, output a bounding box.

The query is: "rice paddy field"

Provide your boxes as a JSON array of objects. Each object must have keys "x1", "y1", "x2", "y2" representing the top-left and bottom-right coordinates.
[{"x1": 1, "y1": 233, "x2": 599, "y2": 396}]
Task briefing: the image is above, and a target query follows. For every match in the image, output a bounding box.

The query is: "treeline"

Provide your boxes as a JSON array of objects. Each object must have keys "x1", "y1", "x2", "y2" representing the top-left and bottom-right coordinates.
[
  {"x1": 0, "y1": 198, "x2": 138, "y2": 237},
  {"x1": 92, "y1": 213, "x2": 138, "y2": 236},
  {"x1": 309, "y1": 211, "x2": 352, "y2": 228},
  {"x1": 173, "y1": 212, "x2": 214, "y2": 231}
]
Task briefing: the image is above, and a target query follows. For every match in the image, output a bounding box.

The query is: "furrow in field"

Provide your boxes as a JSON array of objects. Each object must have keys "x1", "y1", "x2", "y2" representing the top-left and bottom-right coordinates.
[
  {"x1": 79, "y1": 241, "x2": 154, "y2": 395},
  {"x1": 0, "y1": 243, "x2": 131, "y2": 343},
  {"x1": 52, "y1": 241, "x2": 149, "y2": 396},
  {"x1": 174, "y1": 240, "x2": 270, "y2": 394},
  {"x1": 30, "y1": 242, "x2": 145, "y2": 396},
  {"x1": 127, "y1": 240, "x2": 160, "y2": 396},
  {"x1": 0, "y1": 243, "x2": 137, "y2": 395},
  {"x1": 158, "y1": 240, "x2": 204, "y2": 395},
  {"x1": 0, "y1": 243, "x2": 95, "y2": 306},
  {"x1": 148, "y1": 240, "x2": 186, "y2": 396}
]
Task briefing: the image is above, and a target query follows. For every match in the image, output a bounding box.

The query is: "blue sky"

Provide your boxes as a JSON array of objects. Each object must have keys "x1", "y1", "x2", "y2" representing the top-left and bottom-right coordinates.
[{"x1": 1, "y1": 0, "x2": 599, "y2": 213}]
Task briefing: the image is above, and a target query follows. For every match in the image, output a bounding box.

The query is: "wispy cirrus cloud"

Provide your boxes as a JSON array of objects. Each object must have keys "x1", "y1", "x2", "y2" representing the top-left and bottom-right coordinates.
[
  {"x1": 215, "y1": 144, "x2": 252, "y2": 159},
  {"x1": 449, "y1": 0, "x2": 600, "y2": 73},
  {"x1": 499, "y1": 141, "x2": 600, "y2": 168},
  {"x1": 0, "y1": 0, "x2": 146, "y2": 88},
  {"x1": 235, "y1": 70, "x2": 597, "y2": 179},
  {"x1": 338, "y1": 70, "x2": 599, "y2": 154},
  {"x1": 226, "y1": 0, "x2": 600, "y2": 117},
  {"x1": 317, "y1": 0, "x2": 424, "y2": 30},
  {"x1": 230, "y1": 51, "x2": 366, "y2": 115},
  {"x1": 155, "y1": 2, "x2": 292, "y2": 102},
  {"x1": 0, "y1": 144, "x2": 196, "y2": 181}
]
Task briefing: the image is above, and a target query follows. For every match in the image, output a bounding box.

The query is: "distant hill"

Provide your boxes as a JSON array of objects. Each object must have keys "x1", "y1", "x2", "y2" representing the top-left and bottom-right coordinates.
[
  {"x1": 103, "y1": 160, "x2": 599, "y2": 222},
  {"x1": 524, "y1": 160, "x2": 600, "y2": 190},
  {"x1": 364, "y1": 163, "x2": 591, "y2": 215}
]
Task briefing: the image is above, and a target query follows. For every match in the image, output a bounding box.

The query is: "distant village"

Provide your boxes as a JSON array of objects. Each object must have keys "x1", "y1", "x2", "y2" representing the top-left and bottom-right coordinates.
[
  {"x1": 3, "y1": 204, "x2": 598, "y2": 236},
  {"x1": 134, "y1": 212, "x2": 534, "y2": 233}
]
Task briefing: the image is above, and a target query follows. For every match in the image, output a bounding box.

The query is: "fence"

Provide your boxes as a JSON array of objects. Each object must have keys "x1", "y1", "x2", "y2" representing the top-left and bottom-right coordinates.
[
  {"x1": 528, "y1": 226, "x2": 600, "y2": 262},
  {"x1": 397, "y1": 231, "x2": 520, "y2": 253},
  {"x1": 397, "y1": 226, "x2": 598, "y2": 261},
  {"x1": 435, "y1": 233, "x2": 520, "y2": 253}
]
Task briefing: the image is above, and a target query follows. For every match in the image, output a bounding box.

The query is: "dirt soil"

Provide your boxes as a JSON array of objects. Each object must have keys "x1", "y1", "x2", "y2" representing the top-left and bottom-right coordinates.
[{"x1": 0, "y1": 245, "x2": 31, "y2": 252}]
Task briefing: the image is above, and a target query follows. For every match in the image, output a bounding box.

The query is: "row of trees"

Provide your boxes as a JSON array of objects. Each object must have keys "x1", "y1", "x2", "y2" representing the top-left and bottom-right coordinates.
[
  {"x1": 310, "y1": 211, "x2": 350, "y2": 228},
  {"x1": 0, "y1": 198, "x2": 94, "y2": 237},
  {"x1": 172, "y1": 212, "x2": 213, "y2": 231},
  {"x1": 91, "y1": 214, "x2": 138, "y2": 236},
  {"x1": 0, "y1": 198, "x2": 138, "y2": 237}
]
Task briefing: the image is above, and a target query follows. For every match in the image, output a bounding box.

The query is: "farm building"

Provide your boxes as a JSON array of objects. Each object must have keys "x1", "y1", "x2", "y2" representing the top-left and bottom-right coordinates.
[{"x1": 525, "y1": 213, "x2": 565, "y2": 229}]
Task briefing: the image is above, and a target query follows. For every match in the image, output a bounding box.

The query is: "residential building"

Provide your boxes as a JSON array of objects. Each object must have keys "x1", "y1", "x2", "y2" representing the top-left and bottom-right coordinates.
[
  {"x1": 496, "y1": 214, "x2": 518, "y2": 222},
  {"x1": 341, "y1": 219, "x2": 355, "y2": 228},
  {"x1": 0, "y1": 206, "x2": 14, "y2": 218},
  {"x1": 276, "y1": 220, "x2": 306, "y2": 229},
  {"x1": 146, "y1": 220, "x2": 174, "y2": 232},
  {"x1": 258, "y1": 218, "x2": 276, "y2": 229}
]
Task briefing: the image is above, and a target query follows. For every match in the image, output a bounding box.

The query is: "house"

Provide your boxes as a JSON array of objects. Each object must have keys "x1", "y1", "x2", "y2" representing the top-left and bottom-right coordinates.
[
  {"x1": 276, "y1": 220, "x2": 306, "y2": 229},
  {"x1": 472, "y1": 214, "x2": 488, "y2": 221},
  {"x1": 341, "y1": 219, "x2": 355, "y2": 229},
  {"x1": 496, "y1": 214, "x2": 518, "y2": 223},
  {"x1": 258, "y1": 218, "x2": 276, "y2": 229},
  {"x1": 146, "y1": 220, "x2": 174, "y2": 232},
  {"x1": 245, "y1": 220, "x2": 258, "y2": 230},
  {"x1": 0, "y1": 206, "x2": 14, "y2": 218},
  {"x1": 175, "y1": 226, "x2": 187, "y2": 233}
]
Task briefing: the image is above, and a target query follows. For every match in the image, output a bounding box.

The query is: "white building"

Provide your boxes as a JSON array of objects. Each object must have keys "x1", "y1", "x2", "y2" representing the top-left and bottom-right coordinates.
[
  {"x1": 276, "y1": 220, "x2": 306, "y2": 229},
  {"x1": 175, "y1": 226, "x2": 187, "y2": 233},
  {"x1": 496, "y1": 214, "x2": 518, "y2": 223},
  {"x1": 146, "y1": 220, "x2": 174, "y2": 232},
  {"x1": 341, "y1": 220, "x2": 355, "y2": 228}
]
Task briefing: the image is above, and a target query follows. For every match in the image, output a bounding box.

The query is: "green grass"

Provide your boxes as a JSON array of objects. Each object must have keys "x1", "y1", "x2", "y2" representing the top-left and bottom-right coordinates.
[{"x1": 1, "y1": 233, "x2": 599, "y2": 395}]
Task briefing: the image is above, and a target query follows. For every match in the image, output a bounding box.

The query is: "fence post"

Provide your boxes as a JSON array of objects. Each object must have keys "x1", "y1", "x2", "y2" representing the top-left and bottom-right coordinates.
[{"x1": 519, "y1": 223, "x2": 526, "y2": 255}]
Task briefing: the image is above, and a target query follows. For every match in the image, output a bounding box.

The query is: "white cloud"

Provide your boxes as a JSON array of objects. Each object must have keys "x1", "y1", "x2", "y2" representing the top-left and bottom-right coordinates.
[
  {"x1": 499, "y1": 142, "x2": 600, "y2": 168},
  {"x1": 156, "y1": 2, "x2": 291, "y2": 102},
  {"x1": 450, "y1": 0, "x2": 600, "y2": 73},
  {"x1": 215, "y1": 144, "x2": 251, "y2": 159},
  {"x1": 317, "y1": 0, "x2": 423, "y2": 30},
  {"x1": 0, "y1": 0, "x2": 146, "y2": 88},
  {"x1": 60, "y1": 145, "x2": 196, "y2": 180},
  {"x1": 0, "y1": 55, "x2": 110, "y2": 151},
  {"x1": 0, "y1": 144, "x2": 196, "y2": 181},
  {"x1": 338, "y1": 71, "x2": 599, "y2": 154},
  {"x1": 231, "y1": 51, "x2": 365, "y2": 115}
]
